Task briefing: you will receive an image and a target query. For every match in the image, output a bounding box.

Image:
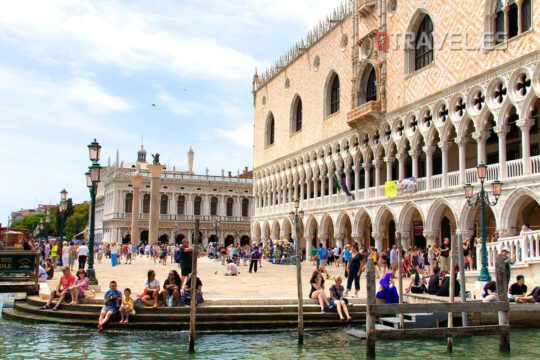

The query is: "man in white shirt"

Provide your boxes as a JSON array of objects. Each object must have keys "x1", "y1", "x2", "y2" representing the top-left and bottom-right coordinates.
[{"x1": 77, "y1": 242, "x2": 89, "y2": 270}]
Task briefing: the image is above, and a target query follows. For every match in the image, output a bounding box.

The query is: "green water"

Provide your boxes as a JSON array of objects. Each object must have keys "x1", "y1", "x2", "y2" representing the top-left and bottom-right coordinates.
[{"x1": 1, "y1": 296, "x2": 538, "y2": 359}]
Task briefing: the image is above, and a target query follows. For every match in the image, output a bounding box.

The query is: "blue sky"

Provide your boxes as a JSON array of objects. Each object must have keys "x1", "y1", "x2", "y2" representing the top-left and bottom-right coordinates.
[{"x1": 0, "y1": 0, "x2": 342, "y2": 224}]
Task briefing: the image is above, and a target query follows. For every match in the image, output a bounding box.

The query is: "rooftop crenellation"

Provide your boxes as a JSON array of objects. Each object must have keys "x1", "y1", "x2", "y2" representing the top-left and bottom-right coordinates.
[{"x1": 254, "y1": 0, "x2": 352, "y2": 91}]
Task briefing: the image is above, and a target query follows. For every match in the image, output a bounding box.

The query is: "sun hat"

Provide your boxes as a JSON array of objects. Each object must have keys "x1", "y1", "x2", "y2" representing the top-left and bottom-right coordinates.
[{"x1": 501, "y1": 246, "x2": 510, "y2": 253}]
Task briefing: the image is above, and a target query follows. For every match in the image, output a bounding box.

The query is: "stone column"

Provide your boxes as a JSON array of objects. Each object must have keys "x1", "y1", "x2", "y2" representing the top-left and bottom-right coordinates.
[
  {"x1": 385, "y1": 156, "x2": 394, "y2": 181},
  {"x1": 474, "y1": 130, "x2": 488, "y2": 165},
  {"x1": 439, "y1": 141, "x2": 450, "y2": 187},
  {"x1": 203, "y1": 195, "x2": 210, "y2": 216},
  {"x1": 320, "y1": 174, "x2": 326, "y2": 203},
  {"x1": 300, "y1": 179, "x2": 305, "y2": 200},
  {"x1": 495, "y1": 125, "x2": 509, "y2": 180},
  {"x1": 354, "y1": 163, "x2": 360, "y2": 193},
  {"x1": 305, "y1": 233, "x2": 313, "y2": 260},
  {"x1": 397, "y1": 152, "x2": 407, "y2": 179},
  {"x1": 520, "y1": 118, "x2": 533, "y2": 175},
  {"x1": 423, "y1": 230, "x2": 439, "y2": 246},
  {"x1": 335, "y1": 233, "x2": 344, "y2": 248},
  {"x1": 423, "y1": 146, "x2": 435, "y2": 190},
  {"x1": 327, "y1": 173, "x2": 333, "y2": 197},
  {"x1": 455, "y1": 136, "x2": 467, "y2": 185},
  {"x1": 147, "y1": 163, "x2": 163, "y2": 245},
  {"x1": 373, "y1": 158, "x2": 383, "y2": 197},
  {"x1": 345, "y1": 168, "x2": 352, "y2": 191},
  {"x1": 409, "y1": 149, "x2": 419, "y2": 178},
  {"x1": 363, "y1": 162, "x2": 372, "y2": 200},
  {"x1": 130, "y1": 174, "x2": 143, "y2": 245},
  {"x1": 372, "y1": 232, "x2": 382, "y2": 251},
  {"x1": 312, "y1": 176, "x2": 319, "y2": 198}
]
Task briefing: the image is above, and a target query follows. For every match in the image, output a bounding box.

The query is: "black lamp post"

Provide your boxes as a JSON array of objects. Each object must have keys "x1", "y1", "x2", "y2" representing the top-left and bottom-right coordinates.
[
  {"x1": 288, "y1": 199, "x2": 305, "y2": 345},
  {"x1": 57, "y1": 188, "x2": 68, "y2": 266},
  {"x1": 86, "y1": 139, "x2": 102, "y2": 285},
  {"x1": 464, "y1": 163, "x2": 503, "y2": 282}
]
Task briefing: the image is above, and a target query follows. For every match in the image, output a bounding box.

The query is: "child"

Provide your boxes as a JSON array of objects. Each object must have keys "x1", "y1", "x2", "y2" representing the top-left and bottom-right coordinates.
[
  {"x1": 98, "y1": 281, "x2": 122, "y2": 332},
  {"x1": 119, "y1": 288, "x2": 135, "y2": 324}
]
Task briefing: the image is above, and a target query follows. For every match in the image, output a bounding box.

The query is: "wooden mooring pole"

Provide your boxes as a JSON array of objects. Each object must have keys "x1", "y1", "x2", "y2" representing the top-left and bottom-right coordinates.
[
  {"x1": 295, "y1": 218, "x2": 304, "y2": 345},
  {"x1": 495, "y1": 254, "x2": 510, "y2": 353},
  {"x1": 366, "y1": 258, "x2": 376, "y2": 358},
  {"x1": 396, "y1": 233, "x2": 404, "y2": 330},
  {"x1": 456, "y1": 233, "x2": 469, "y2": 326},
  {"x1": 188, "y1": 219, "x2": 200, "y2": 353},
  {"x1": 447, "y1": 235, "x2": 455, "y2": 352}
]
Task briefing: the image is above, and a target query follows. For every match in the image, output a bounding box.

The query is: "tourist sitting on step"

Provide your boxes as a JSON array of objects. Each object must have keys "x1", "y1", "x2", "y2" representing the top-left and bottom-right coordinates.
[
  {"x1": 527, "y1": 285, "x2": 540, "y2": 303},
  {"x1": 140, "y1": 270, "x2": 161, "y2": 309},
  {"x1": 376, "y1": 273, "x2": 399, "y2": 304},
  {"x1": 162, "y1": 270, "x2": 182, "y2": 307},
  {"x1": 119, "y1": 288, "x2": 135, "y2": 324},
  {"x1": 69, "y1": 269, "x2": 90, "y2": 305},
  {"x1": 427, "y1": 266, "x2": 442, "y2": 295},
  {"x1": 45, "y1": 258, "x2": 54, "y2": 280},
  {"x1": 98, "y1": 280, "x2": 122, "y2": 332},
  {"x1": 329, "y1": 276, "x2": 352, "y2": 321},
  {"x1": 309, "y1": 268, "x2": 333, "y2": 313},
  {"x1": 509, "y1": 275, "x2": 535, "y2": 303},
  {"x1": 181, "y1": 273, "x2": 203, "y2": 306},
  {"x1": 482, "y1": 281, "x2": 498, "y2": 302},
  {"x1": 38, "y1": 261, "x2": 48, "y2": 283},
  {"x1": 40, "y1": 266, "x2": 76, "y2": 311},
  {"x1": 406, "y1": 269, "x2": 427, "y2": 294},
  {"x1": 436, "y1": 266, "x2": 460, "y2": 297}
]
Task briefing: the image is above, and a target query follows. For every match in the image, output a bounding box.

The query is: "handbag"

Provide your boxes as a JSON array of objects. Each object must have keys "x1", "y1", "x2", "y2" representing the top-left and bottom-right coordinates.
[{"x1": 83, "y1": 289, "x2": 96, "y2": 298}]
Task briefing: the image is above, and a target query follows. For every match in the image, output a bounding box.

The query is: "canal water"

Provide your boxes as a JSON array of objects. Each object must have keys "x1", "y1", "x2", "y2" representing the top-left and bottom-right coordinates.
[{"x1": 1, "y1": 295, "x2": 538, "y2": 359}]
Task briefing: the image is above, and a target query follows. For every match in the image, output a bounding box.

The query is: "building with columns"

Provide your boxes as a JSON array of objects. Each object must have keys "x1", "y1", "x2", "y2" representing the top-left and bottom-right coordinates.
[
  {"x1": 251, "y1": 0, "x2": 540, "y2": 273},
  {"x1": 95, "y1": 145, "x2": 253, "y2": 246}
]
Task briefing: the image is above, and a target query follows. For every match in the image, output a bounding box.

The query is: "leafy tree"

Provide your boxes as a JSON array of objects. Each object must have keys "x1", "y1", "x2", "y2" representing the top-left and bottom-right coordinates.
[{"x1": 63, "y1": 202, "x2": 89, "y2": 240}]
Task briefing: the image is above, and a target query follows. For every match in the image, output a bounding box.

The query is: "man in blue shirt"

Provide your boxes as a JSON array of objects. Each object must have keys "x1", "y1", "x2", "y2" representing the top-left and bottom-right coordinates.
[{"x1": 390, "y1": 245, "x2": 398, "y2": 273}]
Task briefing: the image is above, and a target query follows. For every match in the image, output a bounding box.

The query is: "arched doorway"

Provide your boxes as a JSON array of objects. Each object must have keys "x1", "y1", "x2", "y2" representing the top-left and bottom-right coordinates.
[
  {"x1": 240, "y1": 235, "x2": 250, "y2": 246},
  {"x1": 140, "y1": 230, "x2": 149, "y2": 245},
  {"x1": 376, "y1": 207, "x2": 396, "y2": 250},
  {"x1": 320, "y1": 215, "x2": 335, "y2": 248},
  {"x1": 337, "y1": 212, "x2": 353, "y2": 246},
  {"x1": 399, "y1": 203, "x2": 425, "y2": 249},
  {"x1": 175, "y1": 233, "x2": 185, "y2": 244},
  {"x1": 158, "y1": 234, "x2": 169, "y2": 244},
  {"x1": 225, "y1": 235, "x2": 235, "y2": 247},
  {"x1": 192, "y1": 231, "x2": 203, "y2": 245},
  {"x1": 208, "y1": 234, "x2": 218, "y2": 245},
  {"x1": 354, "y1": 210, "x2": 373, "y2": 248}
]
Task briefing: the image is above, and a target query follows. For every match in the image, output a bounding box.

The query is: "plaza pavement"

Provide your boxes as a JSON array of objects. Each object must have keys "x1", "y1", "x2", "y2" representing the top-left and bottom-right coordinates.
[{"x1": 45, "y1": 255, "x2": 366, "y2": 300}]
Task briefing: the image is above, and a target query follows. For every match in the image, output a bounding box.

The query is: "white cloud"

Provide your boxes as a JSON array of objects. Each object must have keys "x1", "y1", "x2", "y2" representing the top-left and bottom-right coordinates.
[
  {"x1": 66, "y1": 78, "x2": 130, "y2": 112},
  {"x1": 214, "y1": 123, "x2": 254, "y2": 149},
  {"x1": 157, "y1": 91, "x2": 202, "y2": 117}
]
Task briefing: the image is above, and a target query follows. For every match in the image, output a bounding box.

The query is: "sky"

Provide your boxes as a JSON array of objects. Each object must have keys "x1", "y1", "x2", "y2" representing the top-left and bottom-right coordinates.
[{"x1": 0, "y1": 0, "x2": 343, "y2": 224}]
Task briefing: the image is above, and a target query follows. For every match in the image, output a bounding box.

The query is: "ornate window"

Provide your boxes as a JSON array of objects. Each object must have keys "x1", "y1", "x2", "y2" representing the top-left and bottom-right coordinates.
[
  {"x1": 226, "y1": 198, "x2": 234, "y2": 217},
  {"x1": 125, "y1": 193, "x2": 133, "y2": 213},
  {"x1": 294, "y1": 98, "x2": 302, "y2": 132},
  {"x1": 242, "y1": 198, "x2": 249, "y2": 217},
  {"x1": 266, "y1": 113, "x2": 275, "y2": 146},
  {"x1": 414, "y1": 15, "x2": 433, "y2": 71},
  {"x1": 194, "y1": 196, "x2": 202, "y2": 215},
  {"x1": 366, "y1": 67, "x2": 377, "y2": 102},
  {"x1": 177, "y1": 195, "x2": 185, "y2": 215},
  {"x1": 492, "y1": 0, "x2": 532, "y2": 45},
  {"x1": 210, "y1": 196, "x2": 218, "y2": 216},
  {"x1": 142, "y1": 194, "x2": 150, "y2": 214},
  {"x1": 160, "y1": 195, "x2": 168, "y2": 214},
  {"x1": 330, "y1": 74, "x2": 340, "y2": 114}
]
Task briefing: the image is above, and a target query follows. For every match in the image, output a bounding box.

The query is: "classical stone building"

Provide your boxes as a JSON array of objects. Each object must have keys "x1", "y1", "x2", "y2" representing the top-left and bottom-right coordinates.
[
  {"x1": 251, "y1": 0, "x2": 540, "y2": 272},
  {"x1": 95, "y1": 145, "x2": 253, "y2": 246}
]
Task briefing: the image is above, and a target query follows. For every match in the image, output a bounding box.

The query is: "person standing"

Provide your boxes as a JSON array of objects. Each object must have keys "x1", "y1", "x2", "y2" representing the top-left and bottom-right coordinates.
[
  {"x1": 50, "y1": 241, "x2": 58, "y2": 267},
  {"x1": 389, "y1": 245, "x2": 398, "y2": 274},
  {"x1": 249, "y1": 242, "x2": 260, "y2": 273},
  {"x1": 317, "y1": 243, "x2": 329, "y2": 278},
  {"x1": 177, "y1": 239, "x2": 193, "y2": 283},
  {"x1": 439, "y1": 238, "x2": 450, "y2": 272},
  {"x1": 345, "y1": 244, "x2": 362, "y2": 298},
  {"x1": 77, "y1": 242, "x2": 89, "y2": 270},
  {"x1": 61, "y1": 241, "x2": 70, "y2": 268}
]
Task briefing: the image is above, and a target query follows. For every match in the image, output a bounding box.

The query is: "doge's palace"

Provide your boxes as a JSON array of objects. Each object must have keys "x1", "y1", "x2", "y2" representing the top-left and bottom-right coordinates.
[{"x1": 251, "y1": 0, "x2": 540, "y2": 276}]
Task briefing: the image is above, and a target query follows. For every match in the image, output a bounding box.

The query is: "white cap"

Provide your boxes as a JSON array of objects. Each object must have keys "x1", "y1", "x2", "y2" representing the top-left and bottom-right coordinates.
[{"x1": 501, "y1": 246, "x2": 510, "y2": 253}]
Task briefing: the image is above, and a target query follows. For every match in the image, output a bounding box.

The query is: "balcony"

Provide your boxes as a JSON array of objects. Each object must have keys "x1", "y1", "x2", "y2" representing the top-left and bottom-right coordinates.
[
  {"x1": 479, "y1": 230, "x2": 540, "y2": 269},
  {"x1": 347, "y1": 101, "x2": 382, "y2": 129},
  {"x1": 358, "y1": 0, "x2": 377, "y2": 17}
]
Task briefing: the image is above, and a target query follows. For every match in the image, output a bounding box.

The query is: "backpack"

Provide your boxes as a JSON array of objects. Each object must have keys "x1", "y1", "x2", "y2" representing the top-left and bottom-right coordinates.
[{"x1": 174, "y1": 249, "x2": 182, "y2": 264}]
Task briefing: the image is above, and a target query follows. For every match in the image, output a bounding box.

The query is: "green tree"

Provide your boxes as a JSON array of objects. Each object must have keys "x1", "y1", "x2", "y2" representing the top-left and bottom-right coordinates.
[{"x1": 63, "y1": 202, "x2": 89, "y2": 240}]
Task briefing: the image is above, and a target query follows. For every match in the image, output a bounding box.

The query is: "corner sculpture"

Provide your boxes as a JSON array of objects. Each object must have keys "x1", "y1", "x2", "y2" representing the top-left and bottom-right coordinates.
[{"x1": 151, "y1": 153, "x2": 160, "y2": 164}]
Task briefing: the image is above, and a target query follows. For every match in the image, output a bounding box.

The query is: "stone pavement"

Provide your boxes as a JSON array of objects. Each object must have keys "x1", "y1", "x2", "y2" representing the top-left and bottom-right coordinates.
[{"x1": 45, "y1": 255, "x2": 366, "y2": 300}]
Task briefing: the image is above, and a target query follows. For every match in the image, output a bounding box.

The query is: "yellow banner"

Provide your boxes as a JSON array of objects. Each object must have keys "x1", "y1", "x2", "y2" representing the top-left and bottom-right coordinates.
[{"x1": 385, "y1": 181, "x2": 397, "y2": 197}]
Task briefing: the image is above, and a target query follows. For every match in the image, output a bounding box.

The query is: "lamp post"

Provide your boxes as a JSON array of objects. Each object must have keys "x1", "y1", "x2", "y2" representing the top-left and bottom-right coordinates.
[
  {"x1": 86, "y1": 139, "x2": 102, "y2": 285},
  {"x1": 464, "y1": 163, "x2": 503, "y2": 282},
  {"x1": 289, "y1": 199, "x2": 305, "y2": 345},
  {"x1": 57, "y1": 188, "x2": 68, "y2": 266}
]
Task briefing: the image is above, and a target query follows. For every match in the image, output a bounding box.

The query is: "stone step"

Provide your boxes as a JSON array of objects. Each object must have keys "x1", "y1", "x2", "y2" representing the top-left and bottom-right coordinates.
[
  {"x1": 2, "y1": 307, "x2": 364, "y2": 332},
  {"x1": 27, "y1": 297, "x2": 366, "y2": 315},
  {"x1": 15, "y1": 302, "x2": 366, "y2": 323}
]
